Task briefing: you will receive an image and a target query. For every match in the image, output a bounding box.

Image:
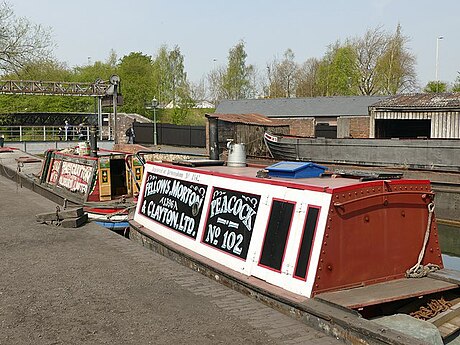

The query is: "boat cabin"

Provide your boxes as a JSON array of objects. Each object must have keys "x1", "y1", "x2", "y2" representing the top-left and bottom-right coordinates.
[
  {"x1": 39, "y1": 148, "x2": 144, "y2": 204},
  {"x1": 133, "y1": 160, "x2": 445, "y2": 299}
]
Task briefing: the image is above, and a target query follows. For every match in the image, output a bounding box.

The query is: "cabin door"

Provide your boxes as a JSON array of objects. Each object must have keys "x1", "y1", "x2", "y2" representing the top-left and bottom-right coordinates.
[
  {"x1": 98, "y1": 157, "x2": 111, "y2": 201},
  {"x1": 110, "y1": 159, "x2": 128, "y2": 197}
]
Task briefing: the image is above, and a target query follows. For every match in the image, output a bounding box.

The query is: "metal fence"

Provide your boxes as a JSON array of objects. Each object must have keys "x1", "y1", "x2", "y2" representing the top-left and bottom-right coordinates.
[
  {"x1": 0, "y1": 125, "x2": 91, "y2": 142},
  {"x1": 134, "y1": 123, "x2": 206, "y2": 147}
]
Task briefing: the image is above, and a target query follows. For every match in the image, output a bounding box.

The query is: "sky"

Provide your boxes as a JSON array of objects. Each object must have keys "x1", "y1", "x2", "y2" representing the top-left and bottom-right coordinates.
[{"x1": 11, "y1": 0, "x2": 460, "y2": 90}]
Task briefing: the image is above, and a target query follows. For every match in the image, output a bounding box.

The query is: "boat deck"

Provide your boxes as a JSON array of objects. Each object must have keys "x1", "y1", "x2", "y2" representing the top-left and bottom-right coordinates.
[{"x1": 316, "y1": 276, "x2": 458, "y2": 309}]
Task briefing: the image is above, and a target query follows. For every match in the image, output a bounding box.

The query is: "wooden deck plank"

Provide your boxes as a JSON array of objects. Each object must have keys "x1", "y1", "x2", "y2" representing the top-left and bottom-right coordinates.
[{"x1": 316, "y1": 277, "x2": 457, "y2": 309}]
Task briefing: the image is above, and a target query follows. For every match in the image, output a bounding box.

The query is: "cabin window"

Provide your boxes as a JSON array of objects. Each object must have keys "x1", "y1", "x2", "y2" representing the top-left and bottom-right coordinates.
[
  {"x1": 110, "y1": 159, "x2": 127, "y2": 197},
  {"x1": 259, "y1": 199, "x2": 295, "y2": 272},
  {"x1": 294, "y1": 206, "x2": 320, "y2": 280}
]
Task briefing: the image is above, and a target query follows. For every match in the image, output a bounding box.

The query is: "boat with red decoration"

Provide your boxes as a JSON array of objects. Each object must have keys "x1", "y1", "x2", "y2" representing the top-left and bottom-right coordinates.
[
  {"x1": 37, "y1": 146, "x2": 145, "y2": 231},
  {"x1": 130, "y1": 158, "x2": 460, "y2": 343}
]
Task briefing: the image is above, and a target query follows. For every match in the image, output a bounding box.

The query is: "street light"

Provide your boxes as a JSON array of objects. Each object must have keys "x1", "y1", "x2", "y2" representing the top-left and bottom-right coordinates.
[
  {"x1": 151, "y1": 98, "x2": 159, "y2": 146},
  {"x1": 435, "y1": 36, "x2": 444, "y2": 92}
]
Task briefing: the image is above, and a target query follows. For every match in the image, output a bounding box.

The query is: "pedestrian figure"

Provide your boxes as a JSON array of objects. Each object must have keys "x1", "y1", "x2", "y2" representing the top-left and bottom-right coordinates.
[
  {"x1": 78, "y1": 123, "x2": 85, "y2": 141},
  {"x1": 58, "y1": 127, "x2": 64, "y2": 141},
  {"x1": 125, "y1": 126, "x2": 135, "y2": 144},
  {"x1": 64, "y1": 121, "x2": 70, "y2": 141}
]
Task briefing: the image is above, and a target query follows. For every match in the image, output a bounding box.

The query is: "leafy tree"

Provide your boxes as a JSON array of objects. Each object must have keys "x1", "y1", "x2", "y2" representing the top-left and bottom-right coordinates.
[
  {"x1": 118, "y1": 52, "x2": 154, "y2": 115},
  {"x1": 221, "y1": 40, "x2": 255, "y2": 100},
  {"x1": 451, "y1": 74, "x2": 460, "y2": 92},
  {"x1": 424, "y1": 81, "x2": 448, "y2": 93},
  {"x1": 316, "y1": 42, "x2": 359, "y2": 96},
  {"x1": 375, "y1": 24, "x2": 416, "y2": 94},
  {"x1": 152, "y1": 45, "x2": 189, "y2": 108},
  {"x1": 0, "y1": 2, "x2": 54, "y2": 75}
]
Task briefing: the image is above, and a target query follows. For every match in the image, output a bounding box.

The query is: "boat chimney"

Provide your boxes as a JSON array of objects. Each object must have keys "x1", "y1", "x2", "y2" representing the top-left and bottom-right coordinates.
[
  {"x1": 89, "y1": 125, "x2": 98, "y2": 157},
  {"x1": 208, "y1": 117, "x2": 219, "y2": 160}
]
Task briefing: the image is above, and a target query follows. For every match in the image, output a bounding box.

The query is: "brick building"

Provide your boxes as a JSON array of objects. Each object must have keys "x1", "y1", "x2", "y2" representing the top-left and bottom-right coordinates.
[{"x1": 216, "y1": 96, "x2": 388, "y2": 138}]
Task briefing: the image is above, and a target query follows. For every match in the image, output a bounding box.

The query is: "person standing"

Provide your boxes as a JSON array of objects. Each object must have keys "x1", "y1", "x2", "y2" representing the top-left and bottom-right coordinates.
[
  {"x1": 125, "y1": 125, "x2": 135, "y2": 144},
  {"x1": 64, "y1": 121, "x2": 70, "y2": 141}
]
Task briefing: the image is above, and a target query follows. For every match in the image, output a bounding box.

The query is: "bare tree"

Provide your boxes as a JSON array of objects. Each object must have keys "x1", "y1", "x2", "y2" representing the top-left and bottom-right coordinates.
[
  {"x1": 295, "y1": 58, "x2": 321, "y2": 97},
  {"x1": 267, "y1": 49, "x2": 298, "y2": 98},
  {"x1": 353, "y1": 25, "x2": 416, "y2": 95},
  {"x1": 0, "y1": 2, "x2": 54, "y2": 75}
]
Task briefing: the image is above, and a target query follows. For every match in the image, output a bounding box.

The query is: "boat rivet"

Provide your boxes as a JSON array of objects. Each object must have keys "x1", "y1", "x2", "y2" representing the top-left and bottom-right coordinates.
[
  {"x1": 421, "y1": 194, "x2": 427, "y2": 199},
  {"x1": 329, "y1": 218, "x2": 332, "y2": 221},
  {"x1": 438, "y1": 254, "x2": 441, "y2": 257},
  {"x1": 401, "y1": 211, "x2": 405, "y2": 217},
  {"x1": 322, "y1": 251, "x2": 326, "y2": 254},
  {"x1": 364, "y1": 216, "x2": 369, "y2": 223},
  {"x1": 320, "y1": 259, "x2": 323, "y2": 262},
  {"x1": 315, "y1": 284, "x2": 319, "y2": 288},
  {"x1": 325, "y1": 233, "x2": 329, "y2": 238},
  {"x1": 430, "y1": 248, "x2": 433, "y2": 252},
  {"x1": 318, "y1": 267, "x2": 322, "y2": 271},
  {"x1": 327, "y1": 265, "x2": 332, "y2": 271},
  {"x1": 323, "y1": 242, "x2": 327, "y2": 246},
  {"x1": 317, "y1": 276, "x2": 321, "y2": 279},
  {"x1": 348, "y1": 193, "x2": 351, "y2": 197}
]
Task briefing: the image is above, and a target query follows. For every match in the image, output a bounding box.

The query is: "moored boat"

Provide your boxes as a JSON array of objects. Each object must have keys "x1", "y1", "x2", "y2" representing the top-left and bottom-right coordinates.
[
  {"x1": 38, "y1": 146, "x2": 144, "y2": 229},
  {"x1": 130, "y1": 158, "x2": 460, "y2": 343}
]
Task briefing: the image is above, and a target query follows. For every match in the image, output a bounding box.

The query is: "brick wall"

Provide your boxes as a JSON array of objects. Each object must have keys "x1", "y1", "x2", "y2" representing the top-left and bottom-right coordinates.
[
  {"x1": 349, "y1": 117, "x2": 370, "y2": 138},
  {"x1": 274, "y1": 118, "x2": 315, "y2": 136}
]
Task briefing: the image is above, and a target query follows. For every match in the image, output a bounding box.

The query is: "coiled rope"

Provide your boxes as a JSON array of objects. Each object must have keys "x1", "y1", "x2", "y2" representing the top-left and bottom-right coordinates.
[{"x1": 406, "y1": 202, "x2": 440, "y2": 278}]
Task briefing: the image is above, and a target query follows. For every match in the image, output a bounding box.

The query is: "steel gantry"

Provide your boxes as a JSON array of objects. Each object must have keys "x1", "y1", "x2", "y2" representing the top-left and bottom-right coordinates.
[
  {"x1": 0, "y1": 79, "x2": 113, "y2": 97},
  {"x1": 0, "y1": 76, "x2": 121, "y2": 142}
]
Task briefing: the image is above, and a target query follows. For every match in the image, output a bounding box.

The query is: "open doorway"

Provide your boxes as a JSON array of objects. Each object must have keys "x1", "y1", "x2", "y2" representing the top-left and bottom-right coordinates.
[
  {"x1": 110, "y1": 159, "x2": 127, "y2": 197},
  {"x1": 375, "y1": 119, "x2": 431, "y2": 138}
]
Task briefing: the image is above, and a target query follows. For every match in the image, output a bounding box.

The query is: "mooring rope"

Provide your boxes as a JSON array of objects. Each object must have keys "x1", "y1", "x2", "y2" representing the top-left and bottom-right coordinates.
[{"x1": 406, "y1": 202, "x2": 440, "y2": 278}]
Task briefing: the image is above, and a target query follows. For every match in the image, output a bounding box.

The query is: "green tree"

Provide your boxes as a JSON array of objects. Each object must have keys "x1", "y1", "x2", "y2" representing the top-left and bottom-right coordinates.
[
  {"x1": 451, "y1": 74, "x2": 460, "y2": 92},
  {"x1": 222, "y1": 40, "x2": 255, "y2": 100},
  {"x1": 118, "y1": 52, "x2": 155, "y2": 115},
  {"x1": 375, "y1": 24, "x2": 416, "y2": 94},
  {"x1": 424, "y1": 81, "x2": 448, "y2": 93},
  {"x1": 0, "y1": 2, "x2": 54, "y2": 75},
  {"x1": 316, "y1": 43, "x2": 359, "y2": 96}
]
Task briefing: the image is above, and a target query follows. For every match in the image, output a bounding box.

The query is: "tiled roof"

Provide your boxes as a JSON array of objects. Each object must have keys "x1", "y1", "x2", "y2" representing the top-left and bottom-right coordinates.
[
  {"x1": 216, "y1": 96, "x2": 390, "y2": 117},
  {"x1": 205, "y1": 113, "x2": 287, "y2": 126},
  {"x1": 371, "y1": 93, "x2": 460, "y2": 109}
]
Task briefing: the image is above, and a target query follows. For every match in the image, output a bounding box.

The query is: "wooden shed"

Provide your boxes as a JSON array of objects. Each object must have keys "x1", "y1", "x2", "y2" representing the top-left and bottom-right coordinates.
[
  {"x1": 205, "y1": 113, "x2": 289, "y2": 157},
  {"x1": 369, "y1": 93, "x2": 460, "y2": 139}
]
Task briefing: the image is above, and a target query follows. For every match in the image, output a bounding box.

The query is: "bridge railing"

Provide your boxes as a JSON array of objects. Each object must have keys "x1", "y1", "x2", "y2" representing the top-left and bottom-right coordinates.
[{"x1": 0, "y1": 125, "x2": 91, "y2": 142}]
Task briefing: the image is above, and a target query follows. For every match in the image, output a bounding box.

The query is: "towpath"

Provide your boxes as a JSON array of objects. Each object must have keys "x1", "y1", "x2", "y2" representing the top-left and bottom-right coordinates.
[{"x1": 0, "y1": 173, "x2": 342, "y2": 345}]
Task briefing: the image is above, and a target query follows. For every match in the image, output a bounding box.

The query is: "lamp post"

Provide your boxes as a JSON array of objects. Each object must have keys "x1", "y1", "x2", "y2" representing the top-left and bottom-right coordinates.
[
  {"x1": 435, "y1": 36, "x2": 444, "y2": 92},
  {"x1": 151, "y1": 98, "x2": 158, "y2": 146}
]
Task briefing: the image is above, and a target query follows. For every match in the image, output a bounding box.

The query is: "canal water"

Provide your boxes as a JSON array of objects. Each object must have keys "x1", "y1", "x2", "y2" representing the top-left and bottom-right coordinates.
[{"x1": 439, "y1": 223, "x2": 460, "y2": 270}]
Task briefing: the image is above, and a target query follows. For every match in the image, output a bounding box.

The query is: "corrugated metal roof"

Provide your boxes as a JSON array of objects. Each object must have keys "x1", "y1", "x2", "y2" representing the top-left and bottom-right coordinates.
[
  {"x1": 215, "y1": 96, "x2": 390, "y2": 117},
  {"x1": 206, "y1": 113, "x2": 287, "y2": 126},
  {"x1": 371, "y1": 93, "x2": 460, "y2": 109}
]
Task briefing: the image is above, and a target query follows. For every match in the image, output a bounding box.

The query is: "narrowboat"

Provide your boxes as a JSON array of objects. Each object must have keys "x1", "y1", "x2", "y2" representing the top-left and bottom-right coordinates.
[
  {"x1": 131, "y1": 158, "x2": 460, "y2": 343},
  {"x1": 263, "y1": 132, "x2": 460, "y2": 172},
  {"x1": 38, "y1": 147, "x2": 145, "y2": 230}
]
